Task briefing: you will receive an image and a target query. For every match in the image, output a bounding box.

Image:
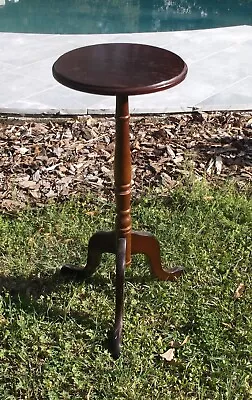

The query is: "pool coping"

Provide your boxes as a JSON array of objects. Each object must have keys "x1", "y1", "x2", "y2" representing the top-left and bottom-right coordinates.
[{"x1": 0, "y1": 25, "x2": 252, "y2": 115}]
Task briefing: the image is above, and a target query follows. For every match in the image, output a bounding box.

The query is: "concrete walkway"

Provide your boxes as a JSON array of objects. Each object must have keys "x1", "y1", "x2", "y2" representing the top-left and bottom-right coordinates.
[{"x1": 0, "y1": 25, "x2": 251, "y2": 115}]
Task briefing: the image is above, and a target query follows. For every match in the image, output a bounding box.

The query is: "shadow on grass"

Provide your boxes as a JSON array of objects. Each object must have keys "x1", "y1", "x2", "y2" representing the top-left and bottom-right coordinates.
[
  {"x1": 0, "y1": 271, "x2": 114, "y2": 352},
  {"x1": 0, "y1": 261, "x2": 155, "y2": 302},
  {"x1": 0, "y1": 260, "x2": 155, "y2": 349}
]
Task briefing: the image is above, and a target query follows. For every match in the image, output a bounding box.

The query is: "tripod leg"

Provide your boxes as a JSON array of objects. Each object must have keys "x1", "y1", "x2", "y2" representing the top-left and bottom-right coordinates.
[
  {"x1": 109, "y1": 237, "x2": 126, "y2": 359},
  {"x1": 61, "y1": 231, "x2": 116, "y2": 280},
  {"x1": 131, "y1": 231, "x2": 183, "y2": 281}
]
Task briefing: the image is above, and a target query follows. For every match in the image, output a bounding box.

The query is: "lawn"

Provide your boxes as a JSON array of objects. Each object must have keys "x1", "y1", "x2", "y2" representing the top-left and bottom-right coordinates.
[{"x1": 0, "y1": 179, "x2": 251, "y2": 400}]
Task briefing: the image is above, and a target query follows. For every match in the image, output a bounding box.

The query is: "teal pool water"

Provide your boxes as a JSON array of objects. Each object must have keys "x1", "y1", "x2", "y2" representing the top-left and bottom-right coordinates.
[{"x1": 0, "y1": 0, "x2": 251, "y2": 34}]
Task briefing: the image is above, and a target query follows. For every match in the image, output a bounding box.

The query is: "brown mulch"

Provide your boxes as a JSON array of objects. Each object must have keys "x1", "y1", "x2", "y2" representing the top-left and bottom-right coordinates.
[{"x1": 0, "y1": 111, "x2": 251, "y2": 212}]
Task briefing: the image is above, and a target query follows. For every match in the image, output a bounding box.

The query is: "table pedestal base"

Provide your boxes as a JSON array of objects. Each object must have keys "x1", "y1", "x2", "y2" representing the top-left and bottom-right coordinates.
[
  {"x1": 61, "y1": 230, "x2": 183, "y2": 358},
  {"x1": 61, "y1": 230, "x2": 182, "y2": 281}
]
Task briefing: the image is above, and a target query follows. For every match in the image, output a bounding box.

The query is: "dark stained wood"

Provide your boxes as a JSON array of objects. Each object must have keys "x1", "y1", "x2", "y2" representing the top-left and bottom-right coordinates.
[
  {"x1": 114, "y1": 95, "x2": 132, "y2": 266},
  {"x1": 53, "y1": 42, "x2": 187, "y2": 357},
  {"x1": 109, "y1": 237, "x2": 126, "y2": 360},
  {"x1": 61, "y1": 229, "x2": 183, "y2": 282},
  {"x1": 61, "y1": 231, "x2": 116, "y2": 279},
  {"x1": 52, "y1": 43, "x2": 187, "y2": 96}
]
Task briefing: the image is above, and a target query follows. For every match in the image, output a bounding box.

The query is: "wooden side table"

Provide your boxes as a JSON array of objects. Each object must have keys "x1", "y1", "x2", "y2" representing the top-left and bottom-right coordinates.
[{"x1": 52, "y1": 43, "x2": 188, "y2": 358}]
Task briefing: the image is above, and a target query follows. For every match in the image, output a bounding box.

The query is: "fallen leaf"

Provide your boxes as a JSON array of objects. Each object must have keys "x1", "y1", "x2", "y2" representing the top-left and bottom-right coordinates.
[
  {"x1": 169, "y1": 335, "x2": 190, "y2": 348},
  {"x1": 86, "y1": 117, "x2": 96, "y2": 127},
  {"x1": 206, "y1": 158, "x2": 214, "y2": 174},
  {"x1": 18, "y1": 180, "x2": 39, "y2": 190},
  {"x1": 46, "y1": 163, "x2": 61, "y2": 172},
  {"x1": 34, "y1": 145, "x2": 41, "y2": 156},
  {"x1": 160, "y1": 348, "x2": 175, "y2": 362},
  {"x1": 166, "y1": 144, "x2": 176, "y2": 159},
  {"x1": 0, "y1": 315, "x2": 7, "y2": 325},
  {"x1": 234, "y1": 283, "x2": 245, "y2": 299},
  {"x1": 245, "y1": 118, "x2": 252, "y2": 128},
  {"x1": 87, "y1": 386, "x2": 93, "y2": 400},
  {"x1": 53, "y1": 147, "x2": 64, "y2": 157},
  {"x1": 29, "y1": 190, "x2": 41, "y2": 199},
  {"x1": 19, "y1": 147, "x2": 29, "y2": 155},
  {"x1": 215, "y1": 155, "x2": 223, "y2": 175},
  {"x1": 45, "y1": 189, "x2": 56, "y2": 198},
  {"x1": 32, "y1": 170, "x2": 41, "y2": 182},
  {"x1": 85, "y1": 211, "x2": 99, "y2": 216},
  {"x1": 181, "y1": 335, "x2": 190, "y2": 346},
  {"x1": 2, "y1": 199, "x2": 24, "y2": 210},
  {"x1": 173, "y1": 155, "x2": 184, "y2": 165},
  {"x1": 222, "y1": 322, "x2": 233, "y2": 329}
]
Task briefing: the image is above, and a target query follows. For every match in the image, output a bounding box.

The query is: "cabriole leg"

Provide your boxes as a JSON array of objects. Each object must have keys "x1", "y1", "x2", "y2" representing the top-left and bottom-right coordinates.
[{"x1": 131, "y1": 231, "x2": 183, "y2": 281}]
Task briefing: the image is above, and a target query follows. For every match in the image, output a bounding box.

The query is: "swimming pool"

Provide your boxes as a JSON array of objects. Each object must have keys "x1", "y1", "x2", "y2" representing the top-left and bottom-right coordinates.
[{"x1": 0, "y1": 0, "x2": 251, "y2": 34}]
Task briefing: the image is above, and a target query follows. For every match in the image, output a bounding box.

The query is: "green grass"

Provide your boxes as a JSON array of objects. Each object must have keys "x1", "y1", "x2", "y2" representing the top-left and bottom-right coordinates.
[{"x1": 0, "y1": 180, "x2": 251, "y2": 400}]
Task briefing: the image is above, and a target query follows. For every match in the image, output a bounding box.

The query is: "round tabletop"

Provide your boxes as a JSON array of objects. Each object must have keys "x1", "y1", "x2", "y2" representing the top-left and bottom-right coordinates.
[{"x1": 52, "y1": 43, "x2": 187, "y2": 97}]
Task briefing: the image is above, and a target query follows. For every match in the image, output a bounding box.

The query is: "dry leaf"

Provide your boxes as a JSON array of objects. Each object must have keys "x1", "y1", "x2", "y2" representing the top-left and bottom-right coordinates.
[
  {"x1": 53, "y1": 147, "x2": 64, "y2": 157},
  {"x1": 181, "y1": 335, "x2": 190, "y2": 346},
  {"x1": 245, "y1": 118, "x2": 252, "y2": 128},
  {"x1": 19, "y1": 147, "x2": 29, "y2": 155},
  {"x1": 18, "y1": 180, "x2": 39, "y2": 189},
  {"x1": 32, "y1": 170, "x2": 41, "y2": 182},
  {"x1": 160, "y1": 348, "x2": 175, "y2": 362},
  {"x1": 169, "y1": 335, "x2": 190, "y2": 348},
  {"x1": 234, "y1": 283, "x2": 245, "y2": 299},
  {"x1": 173, "y1": 155, "x2": 184, "y2": 165},
  {"x1": 45, "y1": 190, "x2": 56, "y2": 198},
  {"x1": 85, "y1": 211, "x2": 99, "y2": 216},
  {"x1": 166, "y1": 145, "x2": 176, "y2": 159},
  {"x1": 0, "y1": 112, "x2": 251, "y2": 212},
  {"x1": 2, "y1": 199, "x2": 24, "y2": 210},
  {"x1": 0, "y1": 315, "x2": 7, "y2": 325},
  {"x1": 206, "y1": 158, "x2": 214, "y2": 174},
  {"x1": 34, "y1": 145, "x2": 41, "y2": 156},
  {"x1": 29, "y1": 190, "x2": 41, "y2": 199},
  {"x1": 215, "y1": 155, "x2": 223, "y2": 175},
  {"x1": 86, "y1": 117, "x2": 96, "y2": 127},
  {"x1": 222, "y1": 322, "x2": 233, "y2": 329}
]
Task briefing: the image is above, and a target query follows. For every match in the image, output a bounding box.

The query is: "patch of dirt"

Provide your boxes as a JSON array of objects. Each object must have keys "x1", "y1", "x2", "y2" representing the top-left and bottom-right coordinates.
[{"x1": 0, "y1": 111, "x2": 251, "y2": 212}]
